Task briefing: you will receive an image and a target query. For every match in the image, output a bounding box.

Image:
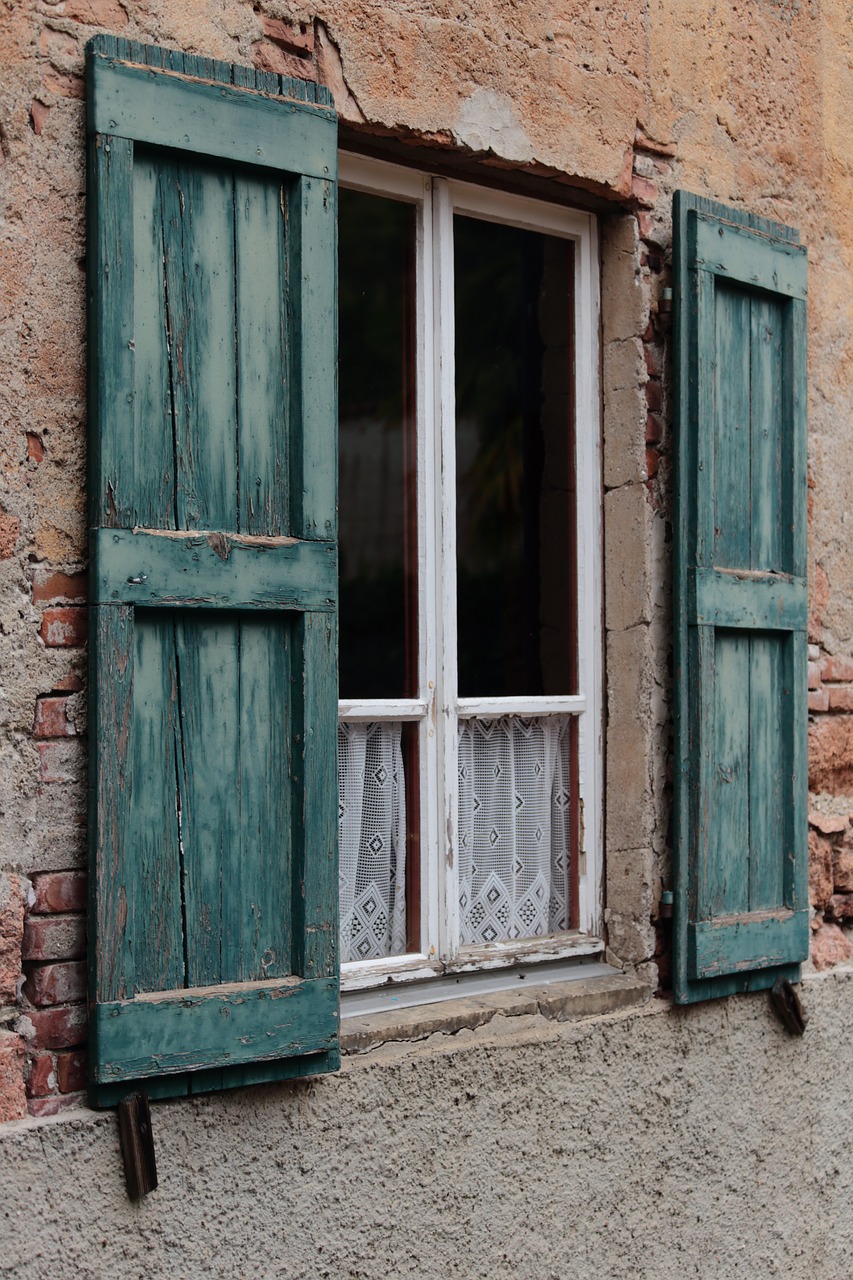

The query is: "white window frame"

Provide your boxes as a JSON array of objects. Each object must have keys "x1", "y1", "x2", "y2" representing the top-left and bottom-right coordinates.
[{"x1": 337, "y1": 153, "x2": 602, "y2": 992}]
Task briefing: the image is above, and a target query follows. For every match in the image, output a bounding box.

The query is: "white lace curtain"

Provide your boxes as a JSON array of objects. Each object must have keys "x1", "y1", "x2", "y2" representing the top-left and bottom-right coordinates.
[
  {"x1": 458, "y1": 716, "x2": 571, "y2": 945},
  {"x1": 338, "y1": 721, "x2": 407, "y2": 963}
]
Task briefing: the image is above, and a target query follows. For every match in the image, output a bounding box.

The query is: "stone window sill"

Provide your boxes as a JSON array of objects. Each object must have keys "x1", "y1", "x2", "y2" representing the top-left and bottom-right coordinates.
[{"x1": 340, "y1": 970, "x2": 651, "y2": 1055}]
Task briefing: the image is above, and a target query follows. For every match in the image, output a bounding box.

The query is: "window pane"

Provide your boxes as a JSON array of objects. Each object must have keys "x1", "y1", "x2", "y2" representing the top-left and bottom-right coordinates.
[
  {"x1": 458, "y1": 716, "x2": 572, "y2": 944},
  {"x1": 454, "y1": 216, "x2": 575, "y2": 697},
  {"x1": 338, "y1": 188, "x2": 417, "y2": 699},
  {"x1": 339, "y1": 721, "x2": 407, "y2": 962}
]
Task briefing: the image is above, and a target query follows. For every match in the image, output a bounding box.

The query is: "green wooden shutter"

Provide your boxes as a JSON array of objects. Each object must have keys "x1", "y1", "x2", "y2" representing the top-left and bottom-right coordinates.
[
  {"x1": 86, "y1": 36, "x2": 339, "y2": 1104},
  {"x1": 673, "y1": 191, "x2": 809, "y2": 1004}
]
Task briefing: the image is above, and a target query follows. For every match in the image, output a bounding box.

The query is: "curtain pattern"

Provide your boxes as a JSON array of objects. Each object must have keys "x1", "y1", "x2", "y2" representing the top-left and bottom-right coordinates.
[
  {"x1": 338, "y1": 721, "x2": 407, "y2": 962},
  {"x1": 458, "y1": 716, "x2": 571, "y2": 945}
]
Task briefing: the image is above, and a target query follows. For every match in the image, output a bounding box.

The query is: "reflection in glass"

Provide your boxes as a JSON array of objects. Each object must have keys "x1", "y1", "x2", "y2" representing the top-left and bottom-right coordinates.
[
  {"x1": 454, "y1": 216, "x2": 575, "y2": 698},
  {"x1": 338, "y1": 188, "x2": 417, "y2": 699}
]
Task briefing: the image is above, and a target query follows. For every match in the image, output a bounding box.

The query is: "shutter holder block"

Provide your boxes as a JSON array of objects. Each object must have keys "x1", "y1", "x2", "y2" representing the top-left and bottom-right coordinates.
[{"x1": 118, "y1": 1091, "x2": 158, "y2": 1199}]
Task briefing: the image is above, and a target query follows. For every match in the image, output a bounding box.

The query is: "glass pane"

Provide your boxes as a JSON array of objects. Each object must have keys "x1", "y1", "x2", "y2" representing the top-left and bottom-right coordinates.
[
  {"x1": 458, "y1": 716, "x2": 572, "y2": 944},
  {"x1": 454, "y1": 216, "x2": 575, "y2": 697},
  {"x1": 339, "y1": 721, "x2": 407, "y2": 961},
  {"x1": 338, "y1": 188, "x2": 417, "y2": 699}
]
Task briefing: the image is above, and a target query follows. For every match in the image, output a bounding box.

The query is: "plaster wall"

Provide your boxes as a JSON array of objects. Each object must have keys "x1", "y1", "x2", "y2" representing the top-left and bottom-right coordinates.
[{"x1": 3, "y1": 970, "x2": 853, "y2": 1279}]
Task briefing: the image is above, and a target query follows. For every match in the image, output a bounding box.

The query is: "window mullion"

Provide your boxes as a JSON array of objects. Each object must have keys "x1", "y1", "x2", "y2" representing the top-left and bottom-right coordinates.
[{"x1": 432, "y1": 178, "x2": 460, "y2": 964}]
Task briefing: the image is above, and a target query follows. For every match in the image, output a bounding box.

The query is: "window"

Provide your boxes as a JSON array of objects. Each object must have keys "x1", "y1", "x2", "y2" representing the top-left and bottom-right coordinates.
[{"x1": 337, "y1": 156, "x2": 602, "y2": 989}]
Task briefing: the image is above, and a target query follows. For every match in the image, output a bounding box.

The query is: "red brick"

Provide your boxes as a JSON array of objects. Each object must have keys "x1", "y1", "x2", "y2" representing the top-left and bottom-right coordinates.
[
  {"x1": 821, "y1": 655, "x2": 853, "y2": 683},
  {"x1": 807, "y1": 661, "x2": 821, "y2": 690},
  {"x1": 61, "y1": 0, "x2": 128, "y2": 27},
  {"x1": 32, "y1": 570, "x2": 87, "y2": 603},
  {"x1": 42, "y1": 67, "x2": 85, "y2": 99},
  {"x1": 0, "y1": 1033, "x2": 27, "y2": 1123},
  {"x1": 33, "y1": 696, "x2": 74, "y2": 739},
  {"x1": 31, "y1": 870, "x2": 87, "y2": 914},
  {"x1": 826, "y1": 893, "x2": 853, "y2": 923},
  {"x1": 26, "y1": 1051, "x2": 57, "y2": 1099},
  {"x1": 24, "y1": 960, "x2": 86, "y2": 1007},
  {"x1": 251, "y1": 41, "x2": 316, "y2": 81},
  {"x1": 808, "y1": 689, "x2": 829, "y2": 713},
  {"x1": 28, "y1": 1092, "x2": 85, "y2": 1118},
  {"x1": 645, "y1": 447, "x2": 659, "y2": 480},
  {"x1": 26, "y1": 1004, "x2": 87, "y2": 1050},
  {"x1": 56, "y1": 1049, "x2": 86, "y2": 1094},
  {"x1": 29, "y1": 101, "x2": 49, "y2": 136},
  {"x1": 22, "y1": 914, "x2": 86, "y2": 962},
  {"x1": 26, "y1": 431, "x2": 45, "y2": 460},
  {"x1": 40, "y1": 606, "x2": 87, "y2": 648},
  {"x1": 809, "y1": 715, "x2": 853, "y2": 793},
  {"x1": 645, "y1": 380, "x2": 663, "y2": 413},
  {"x1": 52, "y1": 671, "x2": 85, "y2": 693},
  {"x1": 645, "y1": 414, "x2": 662, "y2": 445},
  {"x1": 0, "y1": 510, "x2": 19, "y2": 560},
  {"x1": 809, "y1": 829, "x2": 834, "y2": 911},
  {"x1": 829, "y1": 687, "x2": 853, "y2": 712},
  {"x1": 811, "y1": 921, "x2": 853, "y2": 971},
  {"x1": 259, "y1": 15, "x2": 314, "y2": 54},
  {"x1": 0, "y1": 874, "x2": 25, "y2": 1005},
  {"x1": 643, "y1": 342, "x2": 663, "y2": 378},
  {"x1": 833, "y1": 834, "x2": 853, "y2": 892},
  {"x1": 631, "y1": 173, "x2": 658, "y2": 207}
]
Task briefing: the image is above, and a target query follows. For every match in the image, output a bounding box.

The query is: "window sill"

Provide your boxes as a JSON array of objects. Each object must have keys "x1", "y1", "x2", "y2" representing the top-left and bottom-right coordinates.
[{"x1": 340, "y1": 965, "x2": 650, "y2": 1055}]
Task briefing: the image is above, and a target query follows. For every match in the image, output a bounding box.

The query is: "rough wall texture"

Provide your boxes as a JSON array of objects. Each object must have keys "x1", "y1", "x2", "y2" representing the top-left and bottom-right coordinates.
[
  {"x1": 1, "y1": 0, "x2": 852, "y2": 1259},
  {"x1": 2, "y1": 971, "x2": 853, "y2": 1279}
]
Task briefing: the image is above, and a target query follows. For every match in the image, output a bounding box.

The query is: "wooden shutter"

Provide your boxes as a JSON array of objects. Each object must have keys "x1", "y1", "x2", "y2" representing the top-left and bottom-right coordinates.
[
  {"x1": 86, "y1": 36, "x2": 339, "y2": 1103},
  {"x1": 673, "y1": 191, "x2": 809, "y2": 1004}
]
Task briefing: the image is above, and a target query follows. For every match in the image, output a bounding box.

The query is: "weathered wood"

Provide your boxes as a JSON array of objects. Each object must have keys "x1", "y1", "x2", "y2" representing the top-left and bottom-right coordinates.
[
  {"x1": 689, "y1": 909, "x2": 809, "y2": 980},
  {"x1": 87, "y1": 133, "x2": 135, "y2": 527},
  {"x1": 90, "y1": 605, "x2": 135, "y2": 1004},
  {"x1": 673, "y1": 190, "x2": 809, "y2": 1005},
  {"x1": 88, "y1": 56, "x2": 335, "y2": 179},
  {"x1": 92, "y1": 527, "x2": 336, "y2": 609},
  {"x1": 291, "y1": 612, "x2": 338, "y2": 980},
  {"x1": 690, "y1": 568, "x2": 806, "y2": 630},
  {"x1": 236, "y1": 171, "x2": 290, "y2": 536},
  {"x1": 93, "y1": 976, "x2": 339, "y2": 1082},
  {"x1": 691, "y1": 213, "x2": 808, "y2": 300},
  {"x1": 88, "y1": 36, "x2": 339, "y2": 1104},
  {"x1": 288, "y1": 176, "x2": 338, "y2": 539}
]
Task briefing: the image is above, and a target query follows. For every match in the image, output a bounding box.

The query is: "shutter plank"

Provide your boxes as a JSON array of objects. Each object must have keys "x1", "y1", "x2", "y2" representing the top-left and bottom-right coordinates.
[
  {"x1": 133, "y1": 154, "x2": 176, "y2": 529},
  {"x1": 88, "y1": 135, "x2": 135, "y2": 527},
  {"x1": 91, "y1": 605, "x2": 135, "y2": 1002},
  {"x1": 174, "y1": 615, "x2": 240, "y2": 986},
  {"x1": 126, "y1": 612, "x2": 184, "y2": 995},
  {"x1": 707, "y1": 631, "x2": 750, "y2": 918},
  {"x1": 713, "y1": 282, "x2": 751, "y2": 571},
  {"x1": 292, "y1": 612, "x2": 338, "y2": 980},
  {"x1": 231, "y1": 616, "x2": 293, "y2": 981},
  {"x1": 748, "y1": 633, "x2": 786, "y2": 911},
  {"x1": 235, "y1": 173, "x2": 289, "y2": 536},
  {"x1": 160, "y1": 160, "x2": 237, "y2": 531}
]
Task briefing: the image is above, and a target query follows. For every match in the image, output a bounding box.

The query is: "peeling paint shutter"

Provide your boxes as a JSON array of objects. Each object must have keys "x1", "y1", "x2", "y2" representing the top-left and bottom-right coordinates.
[
  {"x1": 673, "y1": 191, "x2": 809, "y2": 1004},
  {"x1": 86, "y1": 36, "x2": 339, "y2": 1103}
]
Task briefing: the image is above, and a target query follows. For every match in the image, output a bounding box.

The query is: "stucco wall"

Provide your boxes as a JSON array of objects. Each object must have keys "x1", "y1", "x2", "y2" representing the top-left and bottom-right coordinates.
[{"x1": 3, "y1": 970, "x2": 853, "y2": 1278}]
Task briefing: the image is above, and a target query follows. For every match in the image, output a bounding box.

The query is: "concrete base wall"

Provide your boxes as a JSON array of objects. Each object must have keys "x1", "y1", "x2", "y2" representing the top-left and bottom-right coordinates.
[{"x1": 3, "y1": 969, "x2": 852, "y2": 1279}]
